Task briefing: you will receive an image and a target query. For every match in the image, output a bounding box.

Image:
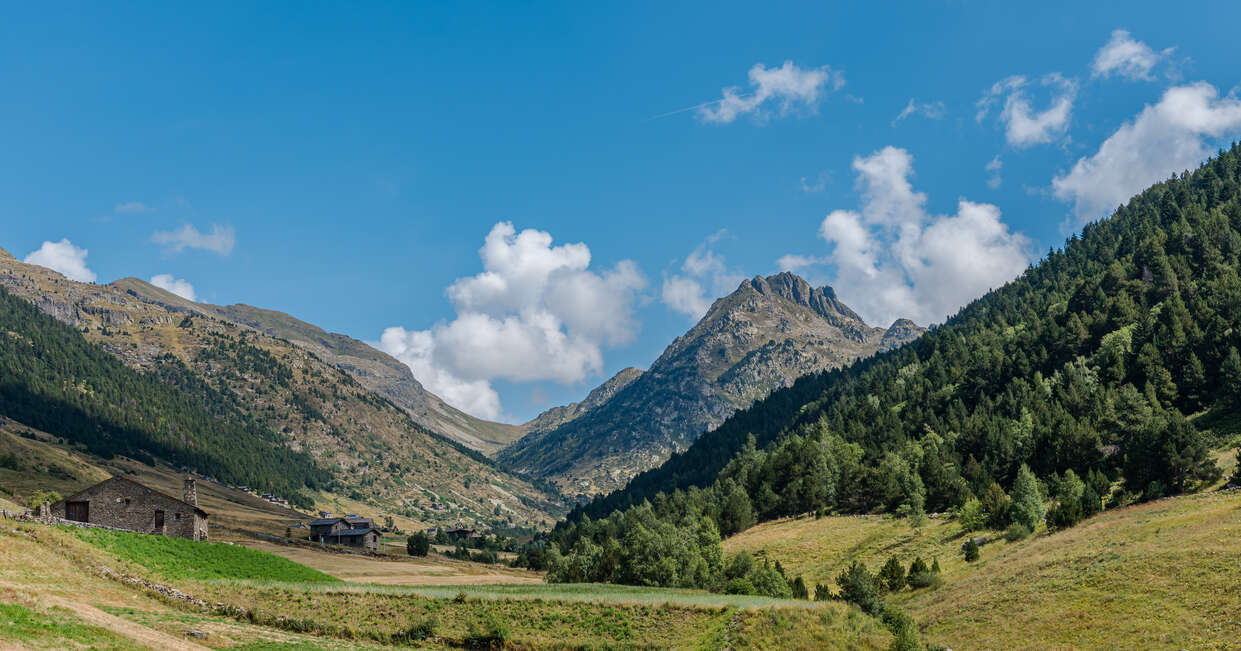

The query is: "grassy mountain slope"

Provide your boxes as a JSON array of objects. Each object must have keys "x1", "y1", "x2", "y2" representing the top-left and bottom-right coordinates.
[
  {"x1": 0, "y1": 254, "x2": 562, "y2": 528},
  {"x1": 111, "y1": 276, "x2": 525, "y2": 455},
  {"x1": 1, "y1": 520, "x2": 894, "y2": 650},
  {"x1": 572, "y1": 147, "x2": 1241, "y2": 525},
  {"x1": 724, "y1": 489, "x2": 1241, "y2": 650},
  {"x1": 502, "y1": 272, "x2": 923, "y2": 497}
]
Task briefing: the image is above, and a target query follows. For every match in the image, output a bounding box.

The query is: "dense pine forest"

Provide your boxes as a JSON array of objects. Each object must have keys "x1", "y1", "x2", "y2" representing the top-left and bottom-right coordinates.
[
  {"x1": 542, "y1": 145, "x2": 1241, "y2": 593},
  {"x1": 0, "y1": 284, "x2": 327, "y2": 504}
]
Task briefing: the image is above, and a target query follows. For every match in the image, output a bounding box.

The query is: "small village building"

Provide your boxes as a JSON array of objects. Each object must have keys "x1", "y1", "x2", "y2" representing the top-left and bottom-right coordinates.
[
  {"x1": 51, "y1": 476, "x2": 208, "y2": 540},
  {"x1": 445, "y1": 523, "x2": 475, "y2": 541},
  {"x1": 307, "y1": 515, "x2": 379, "y2": 550}
]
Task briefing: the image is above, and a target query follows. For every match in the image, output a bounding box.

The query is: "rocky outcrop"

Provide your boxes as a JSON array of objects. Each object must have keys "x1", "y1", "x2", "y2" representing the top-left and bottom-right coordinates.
[{"x1": 500, "y1": 272, "x2": 925, "y2": 497}]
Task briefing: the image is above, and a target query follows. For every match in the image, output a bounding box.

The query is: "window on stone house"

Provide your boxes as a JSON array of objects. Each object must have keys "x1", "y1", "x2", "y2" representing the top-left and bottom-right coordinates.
[{"x1": 175, "y1": 513, "x2": 181, "y2": 520}]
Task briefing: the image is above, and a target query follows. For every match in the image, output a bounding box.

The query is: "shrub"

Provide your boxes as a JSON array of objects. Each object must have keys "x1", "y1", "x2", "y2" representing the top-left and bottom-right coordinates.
[
  {"x1": 907, "y1": 557, "x2": 928, "y2": 577},
  {"x1": 878, "y1": 556, "x2": 906, "y2": 592},
  {"x1": 814, "y1": 583, "x2": 832, "y2": 601},
  {"x1": 836, "y1": 561, "x2": 882, "y2": 616},
  {"x1": 956, "y1": 497, "x2": 985, "y2": 533},
  {"x1": 0, "y1": 452, "x2": 20, "y2": 471},
  {"x1": 907, "y1": 571, "x2": 941, "y2": 590},
  {"x1": 724, "y1": 578, "x2": 755, "y2": 595},
  {"x1": 25, "y1": 489, "x2": 61, "y2": 509},
  {"x1": 930, "y1": 557, "x2": 941, "y2": 574},
  {"x1": 882, "y1": 606, "x2": 920, "y2": 651},
  {"x1": 406, "y1": 532, "x2": 430, "y2": 557},
  {"x1": 1003, "y1": 522, "x2": 1032, "y2": 542},
  {"x1": 982, "y1": 482, "x2": 1012, "y2": 529},
  {"x1": 791, "y1": 575, "x2": 809, "y2": 599},
  {"x1": 964, "y1": 539, "x2": 980, "y2": 562},
  {"x1": 395, "y1": 617, "x2": 437, "y2": 643},
  {"x1": 464, "y1": 612, "x2": 510, "y2": 650}
]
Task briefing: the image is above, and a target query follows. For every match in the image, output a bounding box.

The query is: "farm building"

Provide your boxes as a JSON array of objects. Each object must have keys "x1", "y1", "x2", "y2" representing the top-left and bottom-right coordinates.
[
  {"x1": 307, "y1": 515, "x2": 379, "y2": 550},
  {"x1": 51, "y1": 476, "x2": 208, "y2": 541}
]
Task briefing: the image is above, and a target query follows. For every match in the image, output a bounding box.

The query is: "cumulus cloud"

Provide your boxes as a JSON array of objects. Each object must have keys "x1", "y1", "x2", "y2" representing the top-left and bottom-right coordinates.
[
  {"x1": 781, "y1": 147, "x2": 1032, "y2": 326},
  {"x1": 661, "y1": 232, "x2": 747, "y2": 320},
  {"x1": 698, "y1": 61, "x2": 844, "y2": 124},
  {"x1": 986, "y1": 156, "x2": 1003, "y2": 189},
  {"x1": 1053, "y1": 82, "x2": 1241, "y2": 224},
  {"x1": 892, "y1": 98, "x2": 946, "y2": 126},
  {"x1": 151, "y1": 224, "x2": 235, "y2": 255},
  {"x1": 1092, "y1": 29, "x2": 1172, "y2": 81},
  {"x1": 24, "y1": 239, "x2": 96, "y2": 282},
  {"x1": 377, "y1": 222, "x2": 646, "y2": 421},
  {"x1": 150, "y1": 274, "x2": 196, "y2": 301},
  {"x1": 977, "y1": 74, "x2": 1076, "y2": 147}
]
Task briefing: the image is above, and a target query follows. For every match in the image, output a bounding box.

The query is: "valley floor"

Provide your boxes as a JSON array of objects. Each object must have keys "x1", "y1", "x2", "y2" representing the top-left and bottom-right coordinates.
[
  {"x1": 0, "y1": 522, "x2": 891, "y2": 649},
  {"x1": 724, "y1": 489, "x2": 1241, "y2": 650}
]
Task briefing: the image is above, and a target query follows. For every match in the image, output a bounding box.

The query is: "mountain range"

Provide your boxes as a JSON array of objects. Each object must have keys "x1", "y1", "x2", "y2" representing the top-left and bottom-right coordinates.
[
  {"x1": 0, "y1": 248, "x2": 560, "y2": 529},
  {"x1": 500, "y1": 272, "x2": 924, "y2": 496}
]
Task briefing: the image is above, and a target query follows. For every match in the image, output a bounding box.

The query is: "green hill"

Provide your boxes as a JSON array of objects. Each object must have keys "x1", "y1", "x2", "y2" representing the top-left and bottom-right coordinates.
[
  {"x1": 724, "y1": 489, "x2": 1241, "y2": 649},
  {"x1": 547, "y1": 144, "x2": 1241, "y2": 593}
]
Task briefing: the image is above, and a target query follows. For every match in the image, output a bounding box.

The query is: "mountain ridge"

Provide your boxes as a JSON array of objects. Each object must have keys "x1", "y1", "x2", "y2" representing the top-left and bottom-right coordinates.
[
  {"x1": 500, "y1": 271, "x2": 924, "y2": 496},
  {"x1": 110, "y1": 277, "x2": 526, "y2": 455}
]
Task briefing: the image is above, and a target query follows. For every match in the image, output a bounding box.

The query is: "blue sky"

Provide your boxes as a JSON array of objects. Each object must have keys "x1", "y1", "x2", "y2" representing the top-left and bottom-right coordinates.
[{"x1": 3, "y1": 1, "x2": 1240, "y2": 422}]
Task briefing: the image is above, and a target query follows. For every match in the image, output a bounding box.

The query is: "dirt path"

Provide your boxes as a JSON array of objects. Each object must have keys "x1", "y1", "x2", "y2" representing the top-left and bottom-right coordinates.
[{"x1": 0, "y1": 580, "x2": 209, "y2": 651}]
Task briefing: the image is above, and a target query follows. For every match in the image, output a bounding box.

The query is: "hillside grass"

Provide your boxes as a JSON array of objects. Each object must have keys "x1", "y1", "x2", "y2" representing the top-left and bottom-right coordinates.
[
  {"x1": 2, "y1": 520, "x2": 892, "y2": 649},
  {"x1": 0, "y1": 602, "x2": 134, "y2": 650},
  {"x1": 73, "y1": 528, "x2": 339, "y2": 583},
  {"x1": 725, "y1": 490, "x2": 1241, "y2": 650}
]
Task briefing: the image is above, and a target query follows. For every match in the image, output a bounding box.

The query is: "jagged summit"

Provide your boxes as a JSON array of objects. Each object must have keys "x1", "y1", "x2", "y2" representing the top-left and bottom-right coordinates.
[{"x1": 501, "y1": 271, "x2": 927, "y2": 497}]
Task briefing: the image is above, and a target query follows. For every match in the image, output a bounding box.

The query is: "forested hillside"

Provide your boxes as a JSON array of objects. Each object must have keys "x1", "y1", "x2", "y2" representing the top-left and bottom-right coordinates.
[
  {"x1": 0, "y1": 252, "x2": 563, "y2": 528},
  {"x1": 0, "y1": 284, "x2": 326, "y2": 503},
  {"x1": 544, "y1": 145, "x2": 1241, "y2": 591}
]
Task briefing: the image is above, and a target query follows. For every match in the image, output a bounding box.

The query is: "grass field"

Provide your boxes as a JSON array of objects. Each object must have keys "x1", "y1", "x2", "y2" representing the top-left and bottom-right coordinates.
[
  {"x1": 1, "y1": 521, "x2": 894, "y2": 649},
  {"x1": 243, "y1": 540, "x2": 541, "y2": 586},
  {"x1": 73, "y1": 528, "x2": 340, "y2": 583},
  {"x1": 0, "y1": 602, "x2": 134, "y2": 650},
  {"x1": 725, "y1": 489, "x2": 1241, "y2": 650}
]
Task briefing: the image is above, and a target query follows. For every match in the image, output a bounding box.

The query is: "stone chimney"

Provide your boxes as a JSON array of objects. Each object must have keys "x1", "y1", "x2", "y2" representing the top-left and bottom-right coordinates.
[{"x1": 184, "y1": 476, "x2": 197, "y2": 507}]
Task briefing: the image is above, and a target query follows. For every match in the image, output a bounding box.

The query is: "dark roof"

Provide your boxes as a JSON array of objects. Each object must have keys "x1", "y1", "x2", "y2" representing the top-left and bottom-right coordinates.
[
  {"x1": 60, "y1": 476, "x2": 208, "y2": 517},
  {"x1": 332, "y1": 528, "x2": 377, "y2": 537},
  {"x1": 309, "y1": 517, "x2": 346, "y2": 526}
]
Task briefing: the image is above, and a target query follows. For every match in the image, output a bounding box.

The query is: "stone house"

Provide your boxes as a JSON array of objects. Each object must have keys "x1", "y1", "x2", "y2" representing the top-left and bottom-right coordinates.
[
  {"x1": 52, "y1": 476, "x2": 208, "y2": 540},
  {"x1": 307, "y1": 515, "x2": 379, "y2": 550}
]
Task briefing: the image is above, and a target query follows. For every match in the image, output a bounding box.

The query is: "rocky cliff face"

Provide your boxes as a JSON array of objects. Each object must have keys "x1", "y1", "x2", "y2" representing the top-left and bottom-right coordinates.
[
  {"x1": 524, "y1": 367, "x2": 645, "y2": 435},
  {"x1": 500, "y1": 272, "x2": 926, "y2": 497}
]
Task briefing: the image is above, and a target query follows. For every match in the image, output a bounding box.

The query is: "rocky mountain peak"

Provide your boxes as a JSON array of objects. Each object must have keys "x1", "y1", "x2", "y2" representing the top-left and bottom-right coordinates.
[{"x1": 741, "y1": 272, "x2": 865, "y2": 325}]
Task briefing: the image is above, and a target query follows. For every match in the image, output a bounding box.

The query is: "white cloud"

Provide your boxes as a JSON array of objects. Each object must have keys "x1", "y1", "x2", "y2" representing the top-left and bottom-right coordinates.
[
  {"x1": 776, "y1": 254, "x2": 826, "y2": 274},
  {"x1": 892, "y1": 98, "x2": 946, "y2": 125},
  {"x1": 149, "y1": 274, "x2": 196, "y2": 301},
  {"x1": 977, "y1": 74, "x2": 1076, "y2": 147},
  {"x1": 800, "y1": 172, "x2": 829, "y2": 193},
  {"x1": 114, "y1": 201, "x2": 150, "y2": 214},
  {"x1": 782, "y1": 147, "x2": 1032, "y2": 326},
  {"x1": 23, "y1": 239, "x2": 96, "y2": 282},
  {"x1": 1053, "y1": 82, "x2": 1241, "y2": 224},
  {"x1": 986, "y1": 156, "x2": 1003, "y2": 189},
  {"x1": 1092, "y1": 29, "x2": 1171, "y2": 81},
  {"x1": 698, "y1": 61, "x2": 844, "y2": 124},
  {"x1": 661, "y1": 232, "x2": 747, "y2": 320},
  {"x1": 151, "y1": 224, "x2": 235, "y2": 255},
  {"x1": 377, "y1": 222, "x2": 646, "y2": 421}
]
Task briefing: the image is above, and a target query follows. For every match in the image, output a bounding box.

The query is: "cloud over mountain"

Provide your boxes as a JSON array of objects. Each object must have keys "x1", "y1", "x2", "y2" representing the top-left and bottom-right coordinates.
[
  {"x1": 24, "y1": 239, "x2": 96, "y2": 282},
  {"x1": 783, "y1": 146, "x2": 1032, "y2": 326},
  {"x1": 378, "y1": 222, "x2": 645, "y2": 420}
]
